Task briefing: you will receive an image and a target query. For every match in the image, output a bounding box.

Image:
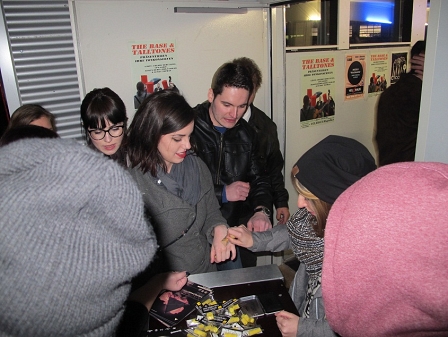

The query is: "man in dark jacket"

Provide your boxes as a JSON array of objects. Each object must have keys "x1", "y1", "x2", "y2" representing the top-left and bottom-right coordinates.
[
  {"x1": 192, "y1": 62, "x2": 273, "y2": 269},
  {"x1": 234, "y1": 57, "x2": 290, "y2": 226},
  {"x1": 375, "y1": 41, "x2": 426, "y2": 166}
]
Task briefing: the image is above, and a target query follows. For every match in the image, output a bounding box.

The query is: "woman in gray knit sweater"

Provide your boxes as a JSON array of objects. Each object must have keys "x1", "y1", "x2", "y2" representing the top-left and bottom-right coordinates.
[
  {"x1": 127, "y1": 90, "x2": 236, "y2": 275},
  {"x1": 227, "y1": 135, "x2": 376, "y2": 337}
]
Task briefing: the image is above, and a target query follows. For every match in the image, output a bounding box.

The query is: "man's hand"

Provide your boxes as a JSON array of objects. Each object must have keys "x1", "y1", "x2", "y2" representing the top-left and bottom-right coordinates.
[
  {"x1": 225, "y1": 181, "x2": 250, "y2": 202},
  {"x1": 275, "y1": 311, "x2": 299, "y2": 337},
  {"x1": 276, "y1": 207, "x2": 290, "y2": 225},
  {"x1": 411, "y1": 52, "x2": 425, "y2": 80},
  {"x1": 227, "y1": 225, "x2": 254, "y2": 248},
  {"x1": 247, "y1": 212, "x2": 272, "y2": 232},
  {"x1": 210, "y1": 225, "x2": 236, "y2": 263}
]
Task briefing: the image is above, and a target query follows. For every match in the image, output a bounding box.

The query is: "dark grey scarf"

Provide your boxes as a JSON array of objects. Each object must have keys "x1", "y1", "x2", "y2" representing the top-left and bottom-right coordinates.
[
  {"x1": 156, "y1": 153, "x2": 201, "y2": 206},
  {"x1": 287, "y1": 207, "x2": 324, "y2": 318}
]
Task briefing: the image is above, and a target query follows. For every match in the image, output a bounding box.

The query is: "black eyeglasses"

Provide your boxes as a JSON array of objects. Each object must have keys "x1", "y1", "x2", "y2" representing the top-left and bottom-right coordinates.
[{"x1": 88, "y1": 125, "x2": 124, "y2": 140}]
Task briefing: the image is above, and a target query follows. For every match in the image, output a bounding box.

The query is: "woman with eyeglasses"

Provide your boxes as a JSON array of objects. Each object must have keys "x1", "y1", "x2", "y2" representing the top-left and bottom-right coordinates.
[{"x1": 80, "y1": 87, "x2": 127, "y2": 165}]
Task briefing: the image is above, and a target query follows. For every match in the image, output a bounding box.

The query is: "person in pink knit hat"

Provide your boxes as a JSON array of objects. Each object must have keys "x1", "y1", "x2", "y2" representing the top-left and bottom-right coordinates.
[{"x1": 323, "y1": 162, "x2": 448, "y2": 337}]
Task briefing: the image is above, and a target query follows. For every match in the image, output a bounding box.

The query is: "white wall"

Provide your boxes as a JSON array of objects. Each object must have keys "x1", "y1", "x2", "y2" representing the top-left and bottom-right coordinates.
[
  {"x1": 70, "y1": 0, "x2": 270, "y2": 121},
  {"x1": 280, "y1": 0, "x2": 430, "y2": 206},
  {"x1": 70, "y1": 0, "x2": 277, "y2": 265},
  {"x1": 415, "y1": 0, "x2": 448, "y2": 163},
  {"x1": 283, "y1": 46, "x2": 408, "y2": 206}
]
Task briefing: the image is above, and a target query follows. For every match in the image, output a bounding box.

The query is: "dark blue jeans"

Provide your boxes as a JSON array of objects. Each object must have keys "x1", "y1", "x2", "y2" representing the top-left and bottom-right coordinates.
[{"x1": 216, "y1": 246, "x2": 243, "y2": 270}]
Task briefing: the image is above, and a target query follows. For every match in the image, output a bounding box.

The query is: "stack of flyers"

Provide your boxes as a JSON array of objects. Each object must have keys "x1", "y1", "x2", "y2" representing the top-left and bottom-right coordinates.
[{"x1": 149, "y1": 281, "x2": 213, "y2": 327}]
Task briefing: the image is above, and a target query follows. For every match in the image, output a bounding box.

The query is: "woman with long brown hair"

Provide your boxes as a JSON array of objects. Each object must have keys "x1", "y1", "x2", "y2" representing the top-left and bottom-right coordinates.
[{"x1": 126, "y1": 90, "x2": 236, "y2": 276}]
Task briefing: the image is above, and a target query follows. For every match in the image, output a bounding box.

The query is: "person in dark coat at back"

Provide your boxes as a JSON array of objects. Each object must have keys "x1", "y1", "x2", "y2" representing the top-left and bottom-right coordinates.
[{"x1": 375, "y1": 40, "x2": 426, "y2": 166}]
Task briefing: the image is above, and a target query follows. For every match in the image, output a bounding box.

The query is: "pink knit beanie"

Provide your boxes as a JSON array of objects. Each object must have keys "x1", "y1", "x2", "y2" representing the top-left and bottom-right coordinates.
[{"x1": 322, "y1": 162, "x2": 448, "y2": 337}]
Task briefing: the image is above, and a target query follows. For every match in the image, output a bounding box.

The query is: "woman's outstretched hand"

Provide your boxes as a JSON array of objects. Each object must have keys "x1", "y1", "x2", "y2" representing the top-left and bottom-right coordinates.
[
  {"x1": 211, "y1": 224, "x2": 236, "y2": 263},
  {"x1": 227, "y1": 225, "x2": 254, "y2": 248}
]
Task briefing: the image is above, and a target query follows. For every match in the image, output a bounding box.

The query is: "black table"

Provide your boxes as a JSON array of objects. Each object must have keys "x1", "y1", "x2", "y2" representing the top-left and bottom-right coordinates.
[
  {"x1": 209, "y1": 279, "x2": 298, "y2": 336},
  {"x1": 149, "y1": 265, "x2": 299, "y2": 336}
]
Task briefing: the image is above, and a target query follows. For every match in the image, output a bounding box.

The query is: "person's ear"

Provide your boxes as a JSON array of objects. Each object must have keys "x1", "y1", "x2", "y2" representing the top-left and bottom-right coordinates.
[{"x1": 207, "y1": 88, "x2": 214, "y2": 103}]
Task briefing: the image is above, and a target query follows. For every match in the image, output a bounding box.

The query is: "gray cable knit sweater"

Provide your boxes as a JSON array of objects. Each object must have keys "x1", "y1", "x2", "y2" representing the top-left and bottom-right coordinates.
[{"x1": 0, "y1": 138, "x2": 157, "y2": 337}]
